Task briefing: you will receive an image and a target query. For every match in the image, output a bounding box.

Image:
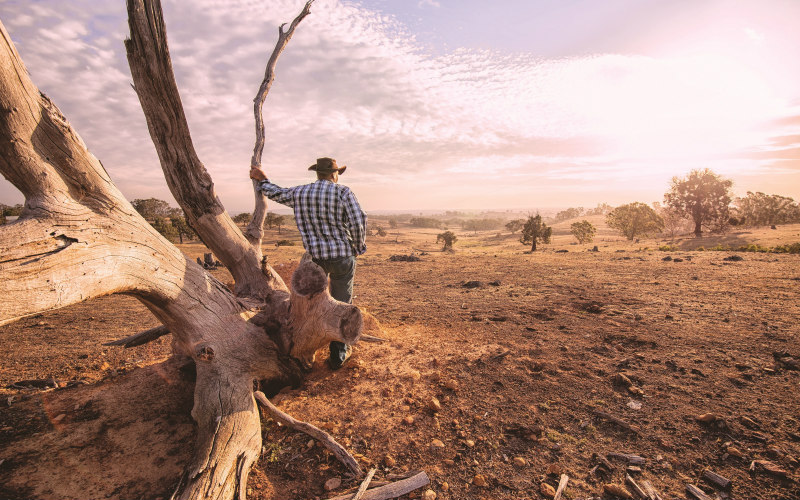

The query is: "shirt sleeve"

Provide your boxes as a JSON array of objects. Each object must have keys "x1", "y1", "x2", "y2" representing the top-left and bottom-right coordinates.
[
  {"x1": 342, "y1": 187, "x2": 367, "y2": 255},
  {"x1": 256, "y1": 179, "x2": 295, "y2": 207}
]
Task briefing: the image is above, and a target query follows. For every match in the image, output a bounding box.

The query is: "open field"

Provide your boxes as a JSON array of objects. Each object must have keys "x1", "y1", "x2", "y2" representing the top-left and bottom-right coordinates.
[{"x1": 1, "y1": 221, "x2": 799, "y2": 500}]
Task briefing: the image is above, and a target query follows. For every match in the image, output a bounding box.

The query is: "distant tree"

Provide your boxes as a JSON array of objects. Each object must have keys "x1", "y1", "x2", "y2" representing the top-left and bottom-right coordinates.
[
  {"x1": 585, "y1": 203, "x2": 613, "y2": 216},
  {"x1": 410, "y1": 217, "x2": 443, "y2": 229},
  {"x1": 520, "y1": 214, "x2": 552, "y2": 252},
  {"x1": 170, "y1": 216, "x2": 196, "y2": 244},
  {"x1": 131, "y1": 198, "x2": 174, "y2": 220},
  {"x1": 606, "y1": 202, "x2": 664, "y2": 240},
  {"x1": 505, "y1": 219, "x2": 524, "y2": 234},
  {"x1": 664, "y1": 169, "x2": 733, "y2": 236},
  {"x1": 273, "y1": 214, "x2": 286, "y2": 234},
  {"x1": 437, "y1": 231, "x2": 457, "y2": 250},
  {"x1": 734, "y1": 192, "x2": 799, "y2": 226},
  {"x1": 232, "y1": 212, "x2": 251, "y2": 225},
  {"x1": 653, "y1": 202, "x2": 692, "y2": 240},
  {"x1": 376, "y1": 226, "x2": 387, "y2": 237},
  {"x1": 554, "y1": 207, "x2": 584, "y2": 223},
  {"x1": 150, "y1": 216, "x2": 179, "y2": 242},
  {"x1": 463, "y1": 218, "x2": 503, "y2": 232},
  {"x1": 388, "y1": 218, "x2": 398, "y2": 229},
  {"x1": 1, "y1": 202, "x2": 24, "y2": 219},
  {"x1": 570, "y1": 220, "x2": 596, "y2": 244}
]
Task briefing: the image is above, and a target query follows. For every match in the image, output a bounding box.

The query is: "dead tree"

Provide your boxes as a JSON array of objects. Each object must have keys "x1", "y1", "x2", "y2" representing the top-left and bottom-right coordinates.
[{"x1": 0, "y1": 1, "x2": 364, "y2": 499}]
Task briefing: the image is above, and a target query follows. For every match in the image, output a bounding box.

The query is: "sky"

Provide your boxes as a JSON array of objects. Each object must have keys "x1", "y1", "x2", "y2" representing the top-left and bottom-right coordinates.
[{"x1": 1, "y1": 0, "x2": 799, "y2": 213}]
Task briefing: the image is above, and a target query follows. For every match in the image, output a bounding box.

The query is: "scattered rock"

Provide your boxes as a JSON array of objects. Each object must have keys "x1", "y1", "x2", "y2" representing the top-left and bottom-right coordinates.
[
  {"x1": 324, "y1": 478, "x2": 342, "y2": 491},
  {"x1": 726, "y1": 446, "x2": 745, "y2": 458},
  {"x1": 430, "y1": 439, "x2": 445, "y2": 449},
  {"x1": 389, "y1": 254, "x2": 421, "y2": 262},
  {"x1": 613, "y1": 373, "x2": 633, "y2": 387},
  {"x1": 440, "y1": 482, "x2": 449, "y2": 492},
  {"x1": 52, "y1": 413, "x2": 66, "y2": 423},
  {"x1": 462, "y1": 281, "x2": 482, "y2": 288},
  {"x1": 540, "y1": 482, "x2": 556, "y2": 498},
  {"x1": 662, "y1": 256, "x2": 673, "y2": 261},
  {"x1": 750, "y1": 459, "x2": 788, "y2": 479},
  {"x1": 472, "y1": 474, "x2": 488, "y2": 487},
  {"x1": 723, "y1": 255, "x2": 743, "y2": 262},
  {"x1": 465, "y1": 439, "x2": 475, "y2": 448},
  {"x1": 696, "y1": 413, "x2": 718, "y2": 423},
  {"x1": 403, "y1": 416, "x2": 415, "y2": 425},
  {"x1": 512, "y1": 456, "x2": 526, "y2": 467},
  {"x1": 422, "y1": 489, "x2": 436, "y2": 500},
  {"x1": 383, "y1": 455, "x2": 396, "y2": 467},
  {"x1": 546, "y1": 463, "x2": 563, "y2": 475},
  {"x1": 428, "y1": 397, "x2": 441, "y2": 412},
  {"x1": 443, "y1": 379, "x2": 458, "y2": 391}
]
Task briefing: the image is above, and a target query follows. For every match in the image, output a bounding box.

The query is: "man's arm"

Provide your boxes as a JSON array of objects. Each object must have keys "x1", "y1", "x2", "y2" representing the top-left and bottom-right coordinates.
[
  {"x1": 342, "y1": 189, "x2": 367, "y2": 255},
  {"x1": 250, "y1": 167, "x2": 294, "y2": 207}
]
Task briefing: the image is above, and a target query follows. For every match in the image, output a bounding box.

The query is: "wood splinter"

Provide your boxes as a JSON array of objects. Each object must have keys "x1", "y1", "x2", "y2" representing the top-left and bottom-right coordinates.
[
  {"x1": 553, "y1": 474, "x2": 569, "y2": 500},
  {"x1": 254, "y1": 391, "x2": 364, "y2": 478},
  {"x1": 324, "y1": 471, "x2": 431, "y2": 500}
]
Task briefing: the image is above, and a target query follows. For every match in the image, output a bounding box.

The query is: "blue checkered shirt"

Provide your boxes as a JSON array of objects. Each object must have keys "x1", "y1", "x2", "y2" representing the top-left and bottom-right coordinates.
[{"x1": 257, "y1": 179, "x2": 367, "y2": 259}]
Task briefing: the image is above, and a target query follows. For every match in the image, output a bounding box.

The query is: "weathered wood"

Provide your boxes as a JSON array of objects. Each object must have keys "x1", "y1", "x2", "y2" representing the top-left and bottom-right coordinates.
[
  {"x1": 351, "y1": 467, "x2": 377, "y2": 500},
  {"x1": 104, "y1": 325, "x2": 170, "y2": 348},
  {"x1": 593, "y1": 410, "x2": 641, "y2": 434},
  {"x1": 701, "y1": 469, "x2": 731, "y2": 490},
  {"x1": 245, "y1": 1, "x2": 314, "y2": 247},
  {"x1": 685, "y1": 484, "x2": 713, "y2": 500},
  {"x1": 607, "y1": 452, "x2": 646, "y2": 465},
  {"x1": 552, "y1": 474, "x2": 569, "y2": 500},
  {"x1": 254, "y1": 391, "x2": 364, "y2": 478},
  {"x1": 640, "y1": 480, "x2": 662, "y2": 500},
  {"x1": 624, "y1": 474, "x2": 647, "y2": 499},
  {"x1": 324, "y1": 472, "x2": 430, "y2": 500}
]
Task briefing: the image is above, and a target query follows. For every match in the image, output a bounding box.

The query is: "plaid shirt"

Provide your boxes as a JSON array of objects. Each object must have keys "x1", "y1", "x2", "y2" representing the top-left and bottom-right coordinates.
[{"x1": 257, "y1": 179, "x2": 367, "y2": 259}]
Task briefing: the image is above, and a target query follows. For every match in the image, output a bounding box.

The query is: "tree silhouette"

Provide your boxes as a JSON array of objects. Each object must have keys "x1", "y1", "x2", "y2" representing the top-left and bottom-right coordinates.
[
  {"x1": 520, "y1": 214, "x2": 552, "y2": 252},
  {"x1": 606, "y1": 202, "x2": 664, "y2": 240},
  {"x1": 570, "y1": 220, "x2": 596, "y2": 244},
  {"x1": 664, "y1": 168, "x2": 733, "y2": 236},
  {"x1": 437, "y1": 230, "x2": 457, "y2": 250}
]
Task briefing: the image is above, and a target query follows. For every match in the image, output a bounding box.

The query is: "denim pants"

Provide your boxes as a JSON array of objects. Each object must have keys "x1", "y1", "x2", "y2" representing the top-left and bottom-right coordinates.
[
  {"x1": 312, "y1": 255, "x2": 356, "y2": 304},
  {"x1": 312, "y1": 255, "x2": 356, "y2": 361}
]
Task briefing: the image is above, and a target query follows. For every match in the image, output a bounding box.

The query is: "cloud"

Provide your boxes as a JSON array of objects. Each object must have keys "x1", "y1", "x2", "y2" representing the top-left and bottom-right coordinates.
[
  {"x1": 2, "y1": 0, "x2": 798, "y2": 211},
  {"x1": 418, "y1": 0, "x2": 441, "y2": 8}
]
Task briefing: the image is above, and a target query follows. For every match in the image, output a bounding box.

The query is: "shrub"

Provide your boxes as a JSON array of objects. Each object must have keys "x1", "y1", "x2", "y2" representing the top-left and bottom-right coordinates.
[
  {"x1": 658, "y1": 245, "x2": 678, "y2": 251},
  {"x1": 275, "y1": 240, "x2": 295, "y2": 247}
]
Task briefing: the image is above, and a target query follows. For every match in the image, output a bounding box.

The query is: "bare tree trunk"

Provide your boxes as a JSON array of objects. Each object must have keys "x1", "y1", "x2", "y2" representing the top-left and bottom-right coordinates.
[{"x1": 0, "y1": 2, "x2": 363, "y2": 499}]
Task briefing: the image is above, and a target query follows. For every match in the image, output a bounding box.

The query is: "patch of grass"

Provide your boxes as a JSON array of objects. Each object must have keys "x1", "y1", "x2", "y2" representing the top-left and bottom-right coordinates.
[
  {"x1": 700, "y1": 242, "x2": 800, "y2": 253},
  {"x1": 275, "y1": 240, "x2": 296, "y2": 247},
  {"x1": 659, "y1": 244, "x2": 678, "y2": 251},
  {"x1": 262, "y1": 442, "x2": 283, "y2": 463},
  {"x1": 546, "y1": 428, "x2": 578, "y2": 444}
]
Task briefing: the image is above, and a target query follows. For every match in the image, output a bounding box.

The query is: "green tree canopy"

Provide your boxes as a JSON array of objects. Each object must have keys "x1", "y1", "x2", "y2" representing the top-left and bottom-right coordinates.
[
  {"x1": 436, "y1": 230, "x2": 457, "y2": 250},
  {"x1": 570, "y1": 220, "x2": 596, "y2": 244},
  {"x1": 664, "y1": 169, "x2": 733, "y2": 236},
  {"x1": 131, "y1": 198, "x2": 178, "y2": 220},
  {"x1": 520, "y1": 214, "x2": 552, "y2": 252},
  {"x1": 505, "y1": 219, "x2": 524, "y2": 234},
  {"x1": 734, "y1": 192, "x2": 799, "y2": 226},
  {"x1": 606, "y1": 202, "x2": 664, "y2": 240}
]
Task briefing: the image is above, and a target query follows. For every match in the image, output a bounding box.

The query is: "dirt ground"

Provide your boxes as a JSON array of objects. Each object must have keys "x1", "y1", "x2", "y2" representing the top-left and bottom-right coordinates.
[{"x1": 1, "y1": 222, "x2": 799, "y2": 500}]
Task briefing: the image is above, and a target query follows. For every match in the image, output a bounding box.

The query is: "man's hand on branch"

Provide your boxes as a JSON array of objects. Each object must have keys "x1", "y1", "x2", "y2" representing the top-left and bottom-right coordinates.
[{"x1": 250, "y1": 166, "x2": 267, "y2": 181}]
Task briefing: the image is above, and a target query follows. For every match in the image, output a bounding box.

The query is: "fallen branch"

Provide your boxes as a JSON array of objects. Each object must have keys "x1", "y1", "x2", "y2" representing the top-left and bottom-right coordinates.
[
  {"x1": 553, "y1": 474, "x2": 569, "y2": 500},
  {"x1": 640, "y1": 480, "x2": 662, "y2": 500},
  {"x1": 625, "y1": 474, "x2": 647, "y2": 499},
  {"x1": 360, "y1": 334, "x2": 389, "y2": 343},
  {"x1": 254, "y1": 391, "x2": 364, "y2": 478},
  {"x1": 351, "y1": 467, "x2": 377, "y2": 500},
  {"x1": 593, "y1": 410, "x2": 641, "y2": 434},
  {"x1": 104, "y1": 325, "x2": 170, "y2": 348},
  {"x1": 324, "y1": 471, "x2": 430, "y2": 500}
]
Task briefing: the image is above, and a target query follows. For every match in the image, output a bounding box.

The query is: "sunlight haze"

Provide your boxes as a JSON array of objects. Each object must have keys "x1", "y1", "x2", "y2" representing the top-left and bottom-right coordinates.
[{"x1": 1, "y1": 0, "x2": 798, "y2": 212}]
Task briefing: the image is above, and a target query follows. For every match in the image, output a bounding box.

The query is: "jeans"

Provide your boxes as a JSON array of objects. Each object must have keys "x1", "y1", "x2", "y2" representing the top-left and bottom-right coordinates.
[
  {"x1": 312, "y1": 255, "x2": 356, "y2": 363},
  {"x1": 312, "y1": 255, "x2": 356, "y2": 304}
]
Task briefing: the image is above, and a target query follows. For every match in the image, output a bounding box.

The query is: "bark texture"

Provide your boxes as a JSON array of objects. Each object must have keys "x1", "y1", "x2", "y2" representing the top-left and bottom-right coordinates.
[{"x1": 0, "y1": 2, "x2": 362, "y2": 499}]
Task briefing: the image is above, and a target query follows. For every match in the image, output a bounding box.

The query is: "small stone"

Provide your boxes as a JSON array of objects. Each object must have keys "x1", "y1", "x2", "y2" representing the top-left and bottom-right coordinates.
[
  {"x1": 52, "y1": 413, "x2": 66, "y2": 423},
  {"x1": 472, "y1": 474, "x2": 488, "y2": 487},
  {"x1": 441, "y1": 482, "x2": 449, "y2": 492},
  {"x1": 613, "y1": 373, "x2": 633, "y2": 387},
  {"x1": 429, "y1": 397, "x2": 442, "y2": 412},
  {"x1": 99, "y1": 361, "x2": 111, "y2": 371},
  {"x1": 540, "y1": 482, "x2": 556, "y2": 498},
  {"x1": 513, "y1": 456, "x2": 526, "y2": 467},
  {"x1": 324, "y1": 478, "x2": 342, "y2": 491},
  {"x1": 430, "y1": 439, "x2": 445, "y2": 449},
  {"x1": 403, "y1": 416, "x2": 415, "y2": 425},
  {"x1": 444, "y1": 379, "x2": 458, "y2": 390},
  {"x1": 442, "y1": 459, "x2": 455, "y2": 466},
  {"x1": 696, "y1": 413, "x2": 718, "y2": 423},
  {"x1": 384, "y1": 455, "x2": 396, "y2": 467},
  {"x1": 546, "y1": 463, "x2": 562, "y2": 475},
  {"x1": 422, "y1": 489, "x2": 436, "y2": 500},
  {"x1": 465, "y1": 439, "x2": 475, "y2": 448},
  {"x1": 627, "y1": 386, "x2": 644, "y2": 396},
  {"x1": 306, "y1": 439, "x2": 315, "y2": 448},
  {"x1": 409, "y1": 369, "x2": 421, "y2": 381}
]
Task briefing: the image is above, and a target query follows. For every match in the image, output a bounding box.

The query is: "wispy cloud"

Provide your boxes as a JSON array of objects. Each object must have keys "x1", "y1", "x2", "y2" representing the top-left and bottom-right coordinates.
[{"x1": 1, "y1": 0, "x2": 799, "y2": 211}]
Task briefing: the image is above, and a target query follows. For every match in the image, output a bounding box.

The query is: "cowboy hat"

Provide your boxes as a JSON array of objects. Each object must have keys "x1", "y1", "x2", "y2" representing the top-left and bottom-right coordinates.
[{"x1": 308, "y1": 157, "x2": 346, "y2": 175}]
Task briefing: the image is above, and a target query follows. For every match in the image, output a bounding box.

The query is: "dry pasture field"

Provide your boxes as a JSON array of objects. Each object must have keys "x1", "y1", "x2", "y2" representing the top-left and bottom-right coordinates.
[{"x1": 1, "y1": 221, "x2": 799, "y2": 500}]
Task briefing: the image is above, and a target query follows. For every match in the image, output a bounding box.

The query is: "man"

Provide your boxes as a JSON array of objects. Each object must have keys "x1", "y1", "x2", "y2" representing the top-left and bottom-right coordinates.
[{"x1": 249, "y1": 157, "x2": 367, "y2": 369}]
